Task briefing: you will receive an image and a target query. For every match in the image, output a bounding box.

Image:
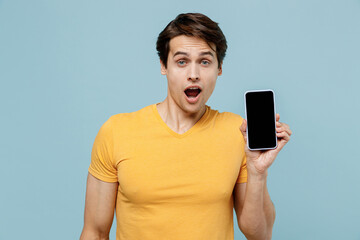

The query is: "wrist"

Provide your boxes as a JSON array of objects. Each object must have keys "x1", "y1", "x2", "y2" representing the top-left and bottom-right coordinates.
[{"x1": 247, "y1": 168, "x2": 268, "y2": 182}]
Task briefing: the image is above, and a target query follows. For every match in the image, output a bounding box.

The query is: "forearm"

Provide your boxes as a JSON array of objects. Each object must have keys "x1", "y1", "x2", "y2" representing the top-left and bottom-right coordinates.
[
  {"x1": 263, "y1": 182, "x2": 276, "y2": 239},
  {"x1": 239, "y1": 171, "x2": 275, "y2": 240}
]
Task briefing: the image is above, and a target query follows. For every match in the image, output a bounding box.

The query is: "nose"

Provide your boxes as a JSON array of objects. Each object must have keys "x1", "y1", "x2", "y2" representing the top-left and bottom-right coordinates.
[{"x1": 187, "y1": 63, "x2": 200, "y2": 82}]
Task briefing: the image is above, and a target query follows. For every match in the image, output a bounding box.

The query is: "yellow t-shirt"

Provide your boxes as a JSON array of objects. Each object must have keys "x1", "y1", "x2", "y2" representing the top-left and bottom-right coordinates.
[{"x1": 89, "y1": 104, "x2": 247, "y2": 240}]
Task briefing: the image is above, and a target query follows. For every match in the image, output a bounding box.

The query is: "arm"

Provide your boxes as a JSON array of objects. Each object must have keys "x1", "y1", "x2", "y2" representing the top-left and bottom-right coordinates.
[
  {"x1": 80, "y1": 173, "x2": 118, "y2": 240},
  {"x1": 233, "y1": 175, "x2": 275, "y2": 240},
  {"x1": 234, "y1": 114, "x2": 291, "y2": 239}
]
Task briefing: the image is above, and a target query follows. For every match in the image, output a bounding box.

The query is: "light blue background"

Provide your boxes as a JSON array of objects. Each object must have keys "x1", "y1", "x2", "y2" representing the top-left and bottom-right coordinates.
[{"x1": 1, "y1": 0, "x2": 359, "y2": 239}]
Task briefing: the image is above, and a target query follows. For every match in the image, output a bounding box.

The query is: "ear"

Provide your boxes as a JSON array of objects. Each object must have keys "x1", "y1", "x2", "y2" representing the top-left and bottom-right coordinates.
[
  {"x1": 218, "y1": 63, "x2": 223, "y2": 76},
  {"x1": 160, "y1": 60, "x2": 167, "y2": 75}
]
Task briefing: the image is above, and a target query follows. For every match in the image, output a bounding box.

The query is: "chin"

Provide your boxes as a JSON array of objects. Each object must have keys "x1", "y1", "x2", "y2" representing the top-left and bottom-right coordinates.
[{"x1": 182, "y1": 102, "x2": 206, "y2": 115}]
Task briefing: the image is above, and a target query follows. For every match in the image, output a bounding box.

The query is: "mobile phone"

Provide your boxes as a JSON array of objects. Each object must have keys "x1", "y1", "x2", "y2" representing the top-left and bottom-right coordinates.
[{"x1": 244, "y1": 89, "x2": 277, "y2": 151}]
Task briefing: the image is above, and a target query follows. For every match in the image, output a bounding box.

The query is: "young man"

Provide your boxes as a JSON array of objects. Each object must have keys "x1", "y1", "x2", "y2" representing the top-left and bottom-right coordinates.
[{"x1": 80, "y1": 13, "x2": 291, "y2": 240}]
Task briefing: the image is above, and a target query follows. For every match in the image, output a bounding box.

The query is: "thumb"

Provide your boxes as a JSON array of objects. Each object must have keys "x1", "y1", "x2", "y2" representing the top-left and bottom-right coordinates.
[{"x1": 240, "y1": 119, "x2": 247, "y2": 142}]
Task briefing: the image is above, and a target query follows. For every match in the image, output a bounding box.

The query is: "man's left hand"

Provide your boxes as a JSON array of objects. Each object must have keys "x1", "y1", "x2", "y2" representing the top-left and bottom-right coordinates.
[{"x1": 240, "y1": 114, "x2": 292, "y2": 176}]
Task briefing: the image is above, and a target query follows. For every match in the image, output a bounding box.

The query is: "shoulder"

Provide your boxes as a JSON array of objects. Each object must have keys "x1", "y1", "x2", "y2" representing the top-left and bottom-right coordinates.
[
  {"x1": 207, "y1": 107, "x2": 246, "y2": 143},
  {"x1": 97, "y1": 105, "x2": 155, "y2": 139},
  {"x1": 206, "y1": 106, "x2": 244, "y2": 132},
  {"x1": 209, "y1": 107, "x2": 244, "y2": 125},
  {"x1": 106, "y1": 104, "x2": 153, "y2": 127},
  {"x1": 218, "y1": 111, "x2": 244, "y2": 121}
]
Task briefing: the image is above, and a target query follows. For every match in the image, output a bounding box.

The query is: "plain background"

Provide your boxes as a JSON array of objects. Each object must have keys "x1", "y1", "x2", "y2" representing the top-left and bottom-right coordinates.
[{"x1": 1, "y1": 0, "x2": 359, "y2": 239}]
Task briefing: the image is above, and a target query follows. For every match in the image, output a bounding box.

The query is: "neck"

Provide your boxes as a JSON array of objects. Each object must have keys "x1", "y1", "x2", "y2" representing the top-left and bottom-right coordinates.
[{"x1": 156, "y1": 97, "x2": 206, "y2": 134}]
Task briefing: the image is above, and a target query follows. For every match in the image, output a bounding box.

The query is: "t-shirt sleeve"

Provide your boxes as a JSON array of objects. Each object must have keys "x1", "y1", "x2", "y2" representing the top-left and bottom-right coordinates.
[
  {"x1": 88, "y1": 117, "x2": 118, "y2": 182},
  {"x1": 236, "y1": 155, "x2": 248, "y2": 183},
  {"x1": 233, "y1": 115, "x2": 248, "y2": 184}
]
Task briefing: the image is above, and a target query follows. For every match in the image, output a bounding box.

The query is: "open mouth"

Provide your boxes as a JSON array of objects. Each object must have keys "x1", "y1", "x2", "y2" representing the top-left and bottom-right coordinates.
[{"x1": 184, "y1": 87, "x2": 202, "y2": 98}]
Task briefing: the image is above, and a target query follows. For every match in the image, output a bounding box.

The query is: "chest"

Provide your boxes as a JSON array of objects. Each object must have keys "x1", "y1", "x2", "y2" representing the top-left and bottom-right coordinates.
[{"x1": 115, "y1": 131, "x2": 244, "y2": 205}]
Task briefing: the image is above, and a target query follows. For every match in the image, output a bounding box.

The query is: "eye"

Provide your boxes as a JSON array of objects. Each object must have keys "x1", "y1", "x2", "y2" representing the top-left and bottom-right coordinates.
[
  {"x1": 177, "y1": 60, "x2": 186, "y2": 66},
  {"x1": 201, "y1": 60, "x2": 210, "y2": 65}
]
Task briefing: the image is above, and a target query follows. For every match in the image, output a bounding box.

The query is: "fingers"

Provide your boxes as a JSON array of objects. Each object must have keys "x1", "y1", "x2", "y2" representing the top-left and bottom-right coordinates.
[
  {"x1": 275, "y1": 138, "x2": 286, "y2": 152},
  {"x1": 240, "y1": 119, "x2": 247, "y2": 142},
  {"x1": 276, "y1": 121, "x2": 292, "y2": 142},
  {"x1": 276, "y1": 131, "x2": 291, "y2": 142},
  {"x1": 276, "y1": 113, "x2": 280, "y2": 122},
  {"x1": 276, "y1": 122, "x2": 292, "y2": 136},
  {"x1": 240, "y1": 119, "x2": 249, "y2": 148}
]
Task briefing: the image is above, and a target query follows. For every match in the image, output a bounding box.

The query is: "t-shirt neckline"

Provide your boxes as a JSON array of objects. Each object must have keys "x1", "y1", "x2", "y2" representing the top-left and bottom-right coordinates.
[{"x1": 152, "y1": 103, "x2": 211, "y2": 139}]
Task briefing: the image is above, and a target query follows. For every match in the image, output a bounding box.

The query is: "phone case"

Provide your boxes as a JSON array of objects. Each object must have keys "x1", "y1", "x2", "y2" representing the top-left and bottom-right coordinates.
[{"x1": 244, "y1": 89, "x2": 278, "y2": 151}]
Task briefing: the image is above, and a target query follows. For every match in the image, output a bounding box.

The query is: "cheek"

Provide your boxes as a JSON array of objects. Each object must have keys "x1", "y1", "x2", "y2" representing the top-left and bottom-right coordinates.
[
  {"x1": 204, "y1": 77, "x2": 217, "y2": 96},
  {"x1": 201, "y1": 81, "x2": 216, "y2": 99},
  {"x1": 167, "y1": 69, "x2": 186, "y2": 90},
  {"x1": 207, "y1": 82, "x2": 216, "y2": 95},
  {"x1": 205, "y1": 74, "x2": 217, "y2": 87},
  {"x1": 168, "y1": 64, "x2": 186, "y2": 76},
  {"x1": 167, "y1": 78, "x2": 183, "y2": 95}
]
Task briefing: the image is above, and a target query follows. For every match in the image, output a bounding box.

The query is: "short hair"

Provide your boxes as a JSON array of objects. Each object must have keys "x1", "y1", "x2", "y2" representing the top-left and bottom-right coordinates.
[{"x1": 156, "y1": 13, "x2": 227, "y2": 69}]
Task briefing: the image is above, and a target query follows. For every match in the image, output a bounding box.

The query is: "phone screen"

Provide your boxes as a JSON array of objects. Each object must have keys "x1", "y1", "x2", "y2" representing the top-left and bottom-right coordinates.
[{"x1": 245, "y1": 90, "x2": 277, "y2": 150}]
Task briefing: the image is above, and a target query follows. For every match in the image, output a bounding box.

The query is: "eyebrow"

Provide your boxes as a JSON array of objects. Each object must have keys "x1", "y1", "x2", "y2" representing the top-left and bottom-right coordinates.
[
  {"x1": 173, "y1": 51, "x2": 189, "y2": 57},
  {"x1": 199, "y1": 51, "x2": 214, "y2": 57},
  {"x1": 173, "y1": 51, "x2": 214, "y2": 58}
]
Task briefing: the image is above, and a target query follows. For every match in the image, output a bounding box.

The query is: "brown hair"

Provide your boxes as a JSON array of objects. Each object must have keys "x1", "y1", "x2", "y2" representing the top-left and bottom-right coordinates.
[{"x1": 156, "y1": 13, "x2": 227, "y2": 69}]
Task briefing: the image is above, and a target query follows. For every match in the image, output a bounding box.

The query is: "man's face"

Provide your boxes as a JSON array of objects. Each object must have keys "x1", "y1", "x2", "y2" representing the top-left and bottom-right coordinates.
[{"x1": 161, "y1": 35, "x2": 222, "y2": 114}]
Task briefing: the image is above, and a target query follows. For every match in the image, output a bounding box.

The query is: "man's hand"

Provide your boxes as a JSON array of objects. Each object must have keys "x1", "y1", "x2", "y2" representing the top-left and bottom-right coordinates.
[{"x1": 240, "y1": 114, "x2": 292, "y2": 176}]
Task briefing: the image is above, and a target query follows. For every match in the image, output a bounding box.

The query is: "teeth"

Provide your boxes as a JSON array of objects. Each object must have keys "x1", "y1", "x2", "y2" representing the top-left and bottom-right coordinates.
[{"x1": 188, "y1": 87, "x2": 199, "y2": 90}]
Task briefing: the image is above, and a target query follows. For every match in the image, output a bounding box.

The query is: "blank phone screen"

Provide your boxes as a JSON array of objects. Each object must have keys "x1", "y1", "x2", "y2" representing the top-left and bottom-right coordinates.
[{"x1": 245, "y1": 90, "x2": 277, "y2": 150}]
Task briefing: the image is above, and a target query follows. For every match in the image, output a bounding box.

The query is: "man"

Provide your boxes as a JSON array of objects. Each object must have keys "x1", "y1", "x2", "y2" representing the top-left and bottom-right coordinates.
[{"x1": 80, "y1": 13, "x2": 291, "y2": 240}]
